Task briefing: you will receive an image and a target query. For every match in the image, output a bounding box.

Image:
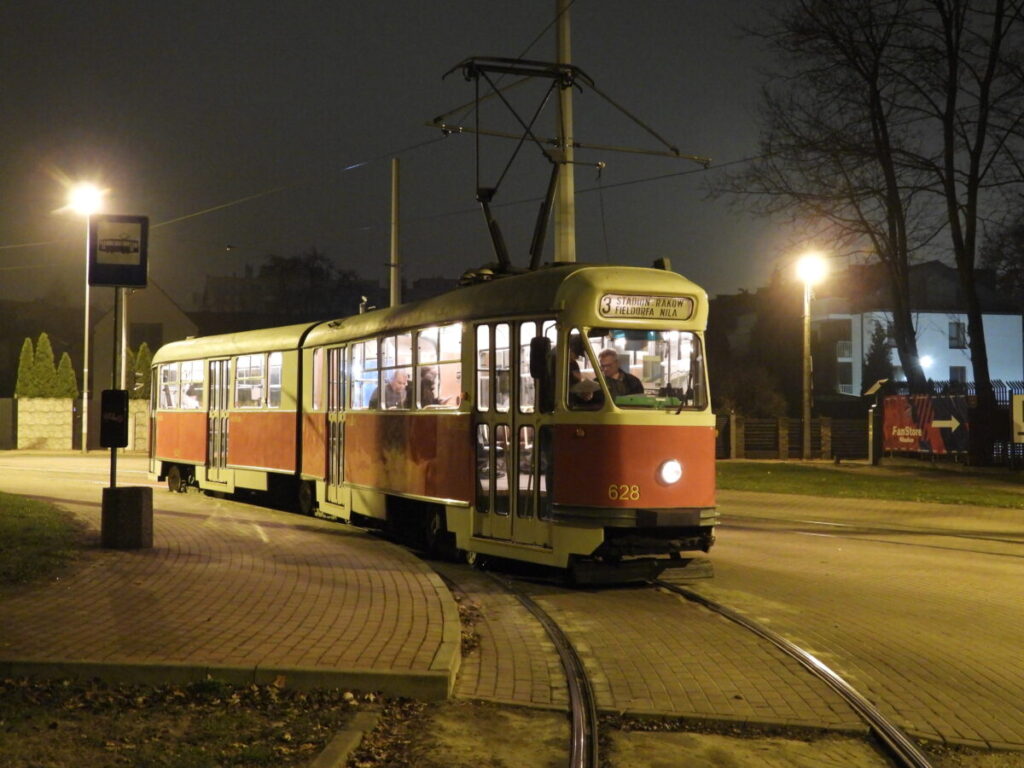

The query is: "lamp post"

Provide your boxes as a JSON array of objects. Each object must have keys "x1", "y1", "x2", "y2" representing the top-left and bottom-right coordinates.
[
  {"x1": 796, "y1": 253, "x2": 827, "y2": 460},
  {"x1": 68, "y1": 183, "x2": 106, "y2": 453}
]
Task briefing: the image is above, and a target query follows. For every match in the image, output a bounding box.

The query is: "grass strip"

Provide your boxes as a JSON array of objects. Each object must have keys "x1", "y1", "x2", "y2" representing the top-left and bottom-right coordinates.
[
  {"x1": 716, "y1": 461, "x2": 1024, "y2": 509},
  {"x1": 0, "y1": 492, "x2": 86, "y2": 585}
]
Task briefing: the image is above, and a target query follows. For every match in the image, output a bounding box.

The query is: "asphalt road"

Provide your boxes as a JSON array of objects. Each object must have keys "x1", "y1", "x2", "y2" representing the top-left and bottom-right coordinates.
[{"x1": 691, "y1": 490, "x2": 1024, "y2": 750}]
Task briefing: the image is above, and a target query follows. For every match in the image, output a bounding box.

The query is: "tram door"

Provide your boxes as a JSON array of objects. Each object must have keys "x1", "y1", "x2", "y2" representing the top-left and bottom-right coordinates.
[
  {"x1": 325, "y1": 347, "x2": 345, "y2": 506},
  {"x1": 206, "y1": 359, "x2": 230, "y2": 483},
  {"x1": 475, "y1": 321, "x2": 554, "y2": 545}
]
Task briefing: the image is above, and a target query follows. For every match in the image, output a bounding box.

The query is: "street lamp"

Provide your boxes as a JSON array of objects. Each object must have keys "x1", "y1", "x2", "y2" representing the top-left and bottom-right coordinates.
[
  {"x1": 796, "y1": 252, "x2": 827, "y2": 460},
  {"x1": 68, "y1": 182, "x2": 107, "y2": 453}
]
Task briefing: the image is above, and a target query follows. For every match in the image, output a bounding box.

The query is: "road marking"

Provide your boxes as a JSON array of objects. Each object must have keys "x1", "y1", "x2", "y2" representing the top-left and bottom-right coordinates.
[{"x1": 252, "y1": 523, "x2": 269, "y2": 543}]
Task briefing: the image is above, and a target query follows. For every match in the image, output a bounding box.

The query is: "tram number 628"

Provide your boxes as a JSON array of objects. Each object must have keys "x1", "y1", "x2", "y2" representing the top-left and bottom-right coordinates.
[{"x1": 608, "y1": 484, "x2": 640, "y2": 501}]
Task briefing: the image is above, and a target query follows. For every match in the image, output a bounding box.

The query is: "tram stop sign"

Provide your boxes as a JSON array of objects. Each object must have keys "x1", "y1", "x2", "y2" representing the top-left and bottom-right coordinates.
[
  {"x1": 100, "y1": 389, "x2": 129, "y2": 448},
  {"x1": 88, "y1": 214, "x2": 149, "y2": 287}
]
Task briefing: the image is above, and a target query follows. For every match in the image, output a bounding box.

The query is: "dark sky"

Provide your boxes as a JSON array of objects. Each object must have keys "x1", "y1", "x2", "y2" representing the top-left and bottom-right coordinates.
[{"x1": 0, "y1": 1, "x2": 793, "y2": 311}]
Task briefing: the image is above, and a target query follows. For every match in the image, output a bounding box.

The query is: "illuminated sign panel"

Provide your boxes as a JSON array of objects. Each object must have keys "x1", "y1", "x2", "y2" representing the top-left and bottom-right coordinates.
[
  {"x1": 88, "y1": 214, "x2": 149, "y2": 287},
  {"x1": 599, "y1": 294, "x2": 693, "y2": 321}
]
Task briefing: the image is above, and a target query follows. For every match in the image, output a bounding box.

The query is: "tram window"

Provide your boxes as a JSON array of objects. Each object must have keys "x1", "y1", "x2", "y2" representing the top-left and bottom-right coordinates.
[
  {"x1": 159, "y1": 363, "x2": 180, "y2": 409},
  {"x1": 416, "y1": 324, "x2": 462, "y2": 409},
  {"x1": 267, "y1": 352, "x2": 283, "y2": 408},
  {"x1": 568, "y1": 330, "x2": 603, "y2": 411},
  {"x1": 494, "y1": 423, "x2": 510, "y2": 516},
  {"x1": 371, "y1": 367, "x2": 412, "y2": 409},
  {"x1": 180, "y1": 360, "x2": 204, "y2": 409},
  {"x1": 517, "y1": 425, "x2": 535, "y2": 518},
  {"x1": 235, "y1": 354, "x2": 265, "y2": 408},
  {"x1": 381, "y1": 333, "x2": 413, "y2": 368},
  {"x1": 518, "y1": 322, "x2": 537, "y2": 413},
  {"x1": 538, "y1": 425, "x2": 553, "y2": 520},
  {"x1": 495, "y1": 323, "x2": 511, "y2": 413},
  {"x1": 476, "y1": 423, "x2": 491, "y2": 514},
  {"x1": 377, "y1": 333, "x2": 413, "y2": 410},
  {"x1": 583, "y1": 328, "x2": 707, "y2": 409},
  {"x1": 312, "y1": 347, "x2": 325, "y2": 411},
  {"x1": 327, "y1": 347, "x2": 344, "y2": 411},
  {"x1": 350, "y1": 340, "x2": 378, "y2": 410},
  {"x1": 476, "y1": 325, "x2": 490, "y2": 412}
]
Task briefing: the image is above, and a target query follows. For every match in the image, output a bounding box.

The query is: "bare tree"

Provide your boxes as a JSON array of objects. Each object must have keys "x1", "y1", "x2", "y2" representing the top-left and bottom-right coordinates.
[
  {"x1": 895, "y1": 0, "x2": 1024, "y2": 456},
  {"x1": 729, "y1": 0, "x2": 935, "y2": 391},
  {"x1": 730, "y1": 0, "x2": 1024, "y2": 460}
]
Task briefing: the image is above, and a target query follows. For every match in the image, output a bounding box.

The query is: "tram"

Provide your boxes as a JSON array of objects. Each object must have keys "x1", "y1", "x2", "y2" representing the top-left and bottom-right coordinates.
[{"x1": 149, "y1": 263, "x2": 717, "y2": 580}]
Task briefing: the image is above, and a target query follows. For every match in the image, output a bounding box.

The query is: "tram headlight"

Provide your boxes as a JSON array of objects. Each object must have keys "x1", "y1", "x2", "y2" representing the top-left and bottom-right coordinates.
[{"x1": 658, "y1": 459, "x2": 683, "y2": 485}]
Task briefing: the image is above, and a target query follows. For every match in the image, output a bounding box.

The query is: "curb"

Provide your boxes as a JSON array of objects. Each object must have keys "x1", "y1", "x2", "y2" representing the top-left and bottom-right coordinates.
[
  {"x1": 0, "y1": 659, "x2": 453, "y2": 701},
  {"x1": 310, "y1": 711, "x2": 382, "y2": 768}
]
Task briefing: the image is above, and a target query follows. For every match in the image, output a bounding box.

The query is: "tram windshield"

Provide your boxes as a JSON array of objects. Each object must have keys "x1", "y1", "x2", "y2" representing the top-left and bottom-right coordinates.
[{"x1": 568, "y1": 328, "x2": 706, "y2": 410}]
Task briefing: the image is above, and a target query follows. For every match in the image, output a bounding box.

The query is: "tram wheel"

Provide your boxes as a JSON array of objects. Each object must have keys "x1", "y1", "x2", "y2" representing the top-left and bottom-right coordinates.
[
  {"x1": 425, "y1": 509, "x2": 456, "y2": 559},
  {"x1": 166, "y1": 465, "x2": 186, "y2": 493},
  {"x1": 297, "y1": 481, "x2": 315, "y2": 516},
  {"x1": 463, "y1": 549, "x2": 487, "y2": 569}
]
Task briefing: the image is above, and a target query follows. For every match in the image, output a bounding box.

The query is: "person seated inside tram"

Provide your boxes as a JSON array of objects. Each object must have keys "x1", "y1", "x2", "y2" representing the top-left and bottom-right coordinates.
[
  {"x1": 568, "y1": 334, "x2": 604, "y2": 409},
  {"x1": 598, "y1": 348, "x2": 644, "y2": 398},
  {"x1": 419, "y1": 367, "x2": 453, "y2": 407},
  {"x1": 369, "y1": 370, "x2": 411, "y2": 409}
]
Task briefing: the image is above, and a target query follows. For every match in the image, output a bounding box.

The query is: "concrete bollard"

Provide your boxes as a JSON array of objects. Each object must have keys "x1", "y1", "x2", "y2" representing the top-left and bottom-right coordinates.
[{"x1": 101, "y1": 486, "x2": 154, "y2": 549}]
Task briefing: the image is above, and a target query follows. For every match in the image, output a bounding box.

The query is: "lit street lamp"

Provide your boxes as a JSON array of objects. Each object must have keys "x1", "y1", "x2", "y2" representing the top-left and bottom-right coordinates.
[
  {"x1": 796, "y1": 252, "x2": 827, "y2": 460},
  {"x1": 68, "y1": 182, "x2": 107, "y2": 453}
]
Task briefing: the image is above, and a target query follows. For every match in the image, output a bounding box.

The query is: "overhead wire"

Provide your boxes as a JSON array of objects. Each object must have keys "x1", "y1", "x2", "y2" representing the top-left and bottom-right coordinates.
[{"x1": 0, "y1": 0, "x2": 757, "y2": 266}]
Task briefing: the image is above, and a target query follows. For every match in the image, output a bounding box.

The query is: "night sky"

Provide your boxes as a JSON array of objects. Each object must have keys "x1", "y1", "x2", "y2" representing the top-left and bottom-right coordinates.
[{"x1": 0, "y1": 1, "x2": 793, "y2": 311}]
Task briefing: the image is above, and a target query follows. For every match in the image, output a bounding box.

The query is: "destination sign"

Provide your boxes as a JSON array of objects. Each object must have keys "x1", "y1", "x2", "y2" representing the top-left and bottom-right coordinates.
[{"x1": 599, "y1": 294, "x2": 693, "y2": 321}]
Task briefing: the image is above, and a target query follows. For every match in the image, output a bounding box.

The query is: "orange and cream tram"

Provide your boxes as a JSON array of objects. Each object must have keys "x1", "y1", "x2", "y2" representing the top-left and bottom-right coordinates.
[{"x1": 150, "y1": 263, "x2": 716, "y2": 579}]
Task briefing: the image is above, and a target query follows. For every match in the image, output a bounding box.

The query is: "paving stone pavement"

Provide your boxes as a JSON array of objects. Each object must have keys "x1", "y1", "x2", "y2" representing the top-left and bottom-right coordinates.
[
  {"x1": 439, "y1": 563, "x2": 865, "y2": 733},
  {"x1": 4, "y1": 454, "x2": 1022, "y2": 754},
  {"x1": 0, "y1": 483, "x2": 460, "y2": 699}
]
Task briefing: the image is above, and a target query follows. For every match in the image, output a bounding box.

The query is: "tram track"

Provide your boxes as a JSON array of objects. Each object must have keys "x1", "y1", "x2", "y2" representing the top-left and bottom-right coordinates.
[
  {"x1": 487, "y1": 572, "x2": 601, "y2": 768},
  {"x1": 653, "y1": 578, "x2": 935, "y2": 768}
]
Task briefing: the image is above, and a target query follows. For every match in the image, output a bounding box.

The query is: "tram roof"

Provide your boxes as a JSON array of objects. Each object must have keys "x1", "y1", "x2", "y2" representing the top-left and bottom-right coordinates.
[
  {"x1": 304, "y1": 263, "x2": 708, "y2": 346},
  {"x1": 152, "y1": 321, "x2": 318, "y2": 364},
  {"x1": 150, "y1": 265, "x2": 708, "y2": 365}
]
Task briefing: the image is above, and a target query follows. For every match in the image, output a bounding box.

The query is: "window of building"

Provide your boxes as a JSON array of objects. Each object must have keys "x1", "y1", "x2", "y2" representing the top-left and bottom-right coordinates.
[
  {"x1": 836, "y1": 361, "x2": 853, "y2": 395},
  {"x1": 949, "y1": 321, "x2": 967, "y2": 349}
]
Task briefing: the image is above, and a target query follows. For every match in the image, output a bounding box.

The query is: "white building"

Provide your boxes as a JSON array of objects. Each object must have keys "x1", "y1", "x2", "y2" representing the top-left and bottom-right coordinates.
[{"x1": 812, "y1": 261, "x2": 1023, "y2": 396}]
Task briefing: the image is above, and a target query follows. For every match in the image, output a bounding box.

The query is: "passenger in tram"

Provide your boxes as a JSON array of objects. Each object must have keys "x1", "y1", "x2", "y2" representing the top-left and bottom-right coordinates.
[
  {"x1": 418, "y1": 367, "x2": 453, "y2": 407},
  {"x1": 369, "y1": 370, "x2": 411, "y2": 409},
  {"x1": 568, "y1": 334, "x2": 603, "y2": 409},
  {"x1": 598, "y1": 348, "x2": 644, "y2": 397}
]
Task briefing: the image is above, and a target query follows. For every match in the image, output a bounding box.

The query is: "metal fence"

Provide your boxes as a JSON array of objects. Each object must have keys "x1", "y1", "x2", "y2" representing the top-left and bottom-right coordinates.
[{"x1": 715, "y1": 414, "x2": 868, "y2": 460}]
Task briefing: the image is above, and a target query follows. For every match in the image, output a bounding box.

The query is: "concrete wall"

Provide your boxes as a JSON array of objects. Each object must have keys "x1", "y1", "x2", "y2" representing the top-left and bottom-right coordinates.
[
  {"x1": 16, "y1": 398, "x2": 73, "y2": 450},
  {"x1": 129, "y1": 399, "x2": 150, "y2": 453},
  {"x1": 0, "y1": 398, "x2": 14, "y2": 450}
]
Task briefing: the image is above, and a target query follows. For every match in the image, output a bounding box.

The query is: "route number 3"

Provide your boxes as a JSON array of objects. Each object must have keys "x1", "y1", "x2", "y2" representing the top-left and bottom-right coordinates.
[{"x1": 608, "y1": 484, "x2": 640, "y2": 501}]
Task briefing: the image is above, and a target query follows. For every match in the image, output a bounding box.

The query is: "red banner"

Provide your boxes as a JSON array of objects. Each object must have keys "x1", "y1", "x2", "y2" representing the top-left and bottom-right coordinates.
[{"x1": 883, "y1": 395, "x2": 970, "y2": 453}]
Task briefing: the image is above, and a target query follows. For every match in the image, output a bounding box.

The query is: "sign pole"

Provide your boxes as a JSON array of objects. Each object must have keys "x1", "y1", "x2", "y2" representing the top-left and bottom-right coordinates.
[
  {"x1": 91, "y1": 213, "x2": 151, "y2": 550},
  {"x1": 110, "y1": 287, "x2": 121, "y2": 488}
]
